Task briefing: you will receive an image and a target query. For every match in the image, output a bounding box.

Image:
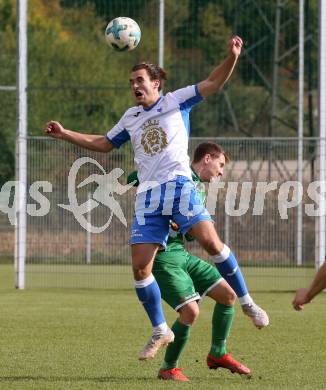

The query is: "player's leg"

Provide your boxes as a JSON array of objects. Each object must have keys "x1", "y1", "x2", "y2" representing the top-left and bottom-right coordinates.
[
  {"x1": 188, "y1": 220, "x2": 249, "y2": 297},
  {"x1": 212, "y1": 240, "x2": 269, "y2": 328},
  {"x1": 173, "y1": 178, "x2": 251, "y2": 304},
  {"x1": 158, "y1": 302, "x2": 198, "y2": 382},
  {"x1": 186, "y1": 253, "x2": 251, "y2": 376},
  {"x1": 187, "y1": 220, "x2": 269, "y2": 328},
  {"x1": 154, "y1": 250, "x2": 199, "y2": 381},
  {"x1": 132, "y1": 244, "x2": 166, "y2": 329},
  {"x1": 207, "y1": 281, "x2": 235, "y2": 358},
  {"x1": 206, "y1": 282, "x2": 251, "y2": 376},
  {"x1": 186, "y1": 252, "x2": 234, "y2": 359},
  {"x1": 131, "y1": 205, "x2": 174, "y2": 360}
]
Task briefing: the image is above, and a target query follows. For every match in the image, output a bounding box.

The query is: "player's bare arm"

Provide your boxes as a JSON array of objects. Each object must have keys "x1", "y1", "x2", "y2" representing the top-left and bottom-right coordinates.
[
  {"x1": 198, "y1": 36, "x2": 243, "y2": 98},
  {"x1": 292, "y1": 262, "x2": 326, "y2": 310},
  {"x1": 45, "y1": 120, "x2": 114, "y2": 153}
]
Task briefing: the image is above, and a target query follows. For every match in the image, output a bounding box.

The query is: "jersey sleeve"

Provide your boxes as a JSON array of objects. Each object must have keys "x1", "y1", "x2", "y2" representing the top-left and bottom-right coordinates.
[
  {"x1": 106, "y1": 119, "x2": 130, "y2": 149},
  {"x1": 171, "y1": 84, "x2": 203, "y2": 109}
]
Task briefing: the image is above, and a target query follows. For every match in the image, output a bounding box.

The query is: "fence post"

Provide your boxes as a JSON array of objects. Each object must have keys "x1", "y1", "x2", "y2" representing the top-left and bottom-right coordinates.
[
  {"x1": 86, "y1": 191, "x2": 91, "y2": 264},
  {"x1": 158, "y1": 0, "x2": 165, "y2": 71},
  {"x1": 296, "y1": 0, "x2": 305, "y2": 266},
  {"x1": 315, "y1": 0, "x2": 326, "y2": 270}
]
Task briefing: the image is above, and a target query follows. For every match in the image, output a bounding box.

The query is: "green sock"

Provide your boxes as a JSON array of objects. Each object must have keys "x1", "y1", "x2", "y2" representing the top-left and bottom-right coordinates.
[
  {"x1": 161, "y1": 319, "x2": 191, "y2": 370},
  {"x1": 209, "y1": 303, "x2": 234, "y2": 358}
]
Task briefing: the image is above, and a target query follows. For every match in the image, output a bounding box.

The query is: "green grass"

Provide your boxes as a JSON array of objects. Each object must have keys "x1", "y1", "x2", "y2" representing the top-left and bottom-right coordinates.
[
  {"x1": 22, "y1": 264, "x2": 316, "y2": 291},
  {"x1": 0, "y1": 265, "x2": 325, "y2": 389}
]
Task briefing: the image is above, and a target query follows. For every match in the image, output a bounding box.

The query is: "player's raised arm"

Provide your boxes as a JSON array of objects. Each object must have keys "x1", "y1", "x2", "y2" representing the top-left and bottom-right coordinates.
[
  {"x1": 45, "y1": 120, "x2": 114, "y2": 153},
  {"x1": 197, "y1": 36, "x2": 243, "y2": 99}
]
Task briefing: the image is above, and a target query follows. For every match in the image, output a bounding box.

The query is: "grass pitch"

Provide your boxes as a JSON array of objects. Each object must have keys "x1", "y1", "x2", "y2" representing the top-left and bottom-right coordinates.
[{"x1": 0, "y1": 265, "x2": 325, "y2": 389}]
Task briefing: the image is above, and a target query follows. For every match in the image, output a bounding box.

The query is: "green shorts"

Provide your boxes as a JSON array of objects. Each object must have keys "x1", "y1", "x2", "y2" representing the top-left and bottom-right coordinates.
[{"x1": 153, "y1": 249, "x2": 223, "y2": 311}]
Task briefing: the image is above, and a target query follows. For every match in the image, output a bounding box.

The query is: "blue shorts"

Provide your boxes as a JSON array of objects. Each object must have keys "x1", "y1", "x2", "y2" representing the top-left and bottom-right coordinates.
[{"x1": 130, "y1": 176, "x2": 212, "y2": 246}]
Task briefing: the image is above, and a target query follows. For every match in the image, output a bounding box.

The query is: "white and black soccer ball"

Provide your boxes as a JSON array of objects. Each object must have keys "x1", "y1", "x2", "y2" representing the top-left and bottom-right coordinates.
[{"x1": 105, "y1": 17, "x2": 141, "y2": 52}]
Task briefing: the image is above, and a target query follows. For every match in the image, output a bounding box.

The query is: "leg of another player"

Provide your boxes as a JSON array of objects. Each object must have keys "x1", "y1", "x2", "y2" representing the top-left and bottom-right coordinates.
[
  {"x1": 206, "y1": 281, "x2": 251, "y2": 376},
  {"x1": 132, "y1": 243, "x2": 174, "y2": 360},
  {"x1": 158, "y1": 301, "x2": 199, "y2": 382},
  {"x1": 188, "y1": 221, "x2": 269, "y2": 328}
]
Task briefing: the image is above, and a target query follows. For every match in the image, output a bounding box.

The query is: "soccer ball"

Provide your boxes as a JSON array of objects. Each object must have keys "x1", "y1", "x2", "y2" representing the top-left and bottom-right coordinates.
[{"x1": 105, "y1": 17, "x2": 141, "y2": 52}]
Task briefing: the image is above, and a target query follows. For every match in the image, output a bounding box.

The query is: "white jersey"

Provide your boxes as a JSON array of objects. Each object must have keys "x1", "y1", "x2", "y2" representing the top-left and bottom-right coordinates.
[{"x1": 106, "y1": 85, "x2": 203, "y2": 188}]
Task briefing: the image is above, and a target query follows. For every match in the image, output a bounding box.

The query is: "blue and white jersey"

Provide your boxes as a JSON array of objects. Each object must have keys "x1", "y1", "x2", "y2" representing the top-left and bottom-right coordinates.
[{"x1": 106, "y1": 85, "x2": 203, "y2": 189}]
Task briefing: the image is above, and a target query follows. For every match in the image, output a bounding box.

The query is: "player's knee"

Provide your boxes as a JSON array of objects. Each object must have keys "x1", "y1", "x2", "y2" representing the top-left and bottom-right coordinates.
[
  {"x1": 197, "y1": 236, "x2": 222, "y2": 255},
  {"x1": 132, "y1": 267, "x2": 152, "y2": 280},
  {"x1": 205, "y1": 240, "x2": 221, "y2": 255},
  {"x1": 222, "y1": 288, "x2": 236, "y2": 306},
  {"x1": 132, "y1": 260, "x2": 154, "y2": 280},
  {"x1": 179, "y1": 302, "x2": 199, "y2": 325}
]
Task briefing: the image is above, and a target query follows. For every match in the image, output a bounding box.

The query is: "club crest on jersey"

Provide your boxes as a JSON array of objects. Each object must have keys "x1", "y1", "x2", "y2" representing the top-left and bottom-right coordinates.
[{"x1": 140, "y1": 119, "x2": 168, "y2": 156}]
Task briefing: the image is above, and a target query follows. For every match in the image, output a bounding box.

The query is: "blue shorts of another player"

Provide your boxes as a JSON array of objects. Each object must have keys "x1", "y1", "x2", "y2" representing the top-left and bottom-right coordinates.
[{"x1": 130, "y1": 175, "x2": 212, "y2": 246}]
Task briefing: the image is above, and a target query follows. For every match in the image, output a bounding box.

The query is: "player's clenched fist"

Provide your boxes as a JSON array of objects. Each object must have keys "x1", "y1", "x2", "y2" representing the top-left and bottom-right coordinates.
[
  {"x1": 228, "y1": 36, "x2": 243, "y2": 58},
  {"x1": 45, "y1": 121, "x2": 65, "y2": 139}
]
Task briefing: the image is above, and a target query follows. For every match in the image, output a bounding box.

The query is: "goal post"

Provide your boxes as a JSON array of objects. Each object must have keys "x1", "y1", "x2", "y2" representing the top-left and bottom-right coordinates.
[
  {"x1": 15, "y1": 0, "x2": 28, "y2": 289},
  {"x1": 315, "y1": 0, "x2": 326, "y2": 271}
]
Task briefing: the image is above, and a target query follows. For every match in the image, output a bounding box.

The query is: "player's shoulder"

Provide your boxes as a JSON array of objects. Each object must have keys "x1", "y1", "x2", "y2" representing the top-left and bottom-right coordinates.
[
  {"x1": 166, "y1": 85, "x2": 199, "y2": 101},
  {"x1": 121, "y1": 105, "x2": 143, "y2": 119},
  {"x1": 171, "y1": 84, "x2": 196, "y2": 94}
]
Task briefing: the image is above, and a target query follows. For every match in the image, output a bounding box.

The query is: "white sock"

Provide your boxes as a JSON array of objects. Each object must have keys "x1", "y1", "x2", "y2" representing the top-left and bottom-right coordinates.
[
  {"x1": 134, "y1": 273, "x2": 155, "y2": 288},
  {"x1": 212, "y1": 244, "x2": 230, "y2": 263},
  {"x1": 239, "y1": 294, "x2": 254, "y2": 305}
]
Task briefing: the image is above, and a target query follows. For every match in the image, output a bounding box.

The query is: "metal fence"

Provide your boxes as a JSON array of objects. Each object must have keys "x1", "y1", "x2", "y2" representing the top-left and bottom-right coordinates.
[
  {"x1": 0, "y1": 136, "x2": 318, "y2": 290},
  {"x1": 0, "y1": 1, "x2": 322, "y2": 290}
]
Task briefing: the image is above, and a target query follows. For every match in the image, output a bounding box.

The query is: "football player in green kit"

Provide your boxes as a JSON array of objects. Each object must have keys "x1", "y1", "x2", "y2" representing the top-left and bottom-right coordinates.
[{"x1": 128, "y1": 142, "x2": 268, "y2": 381}]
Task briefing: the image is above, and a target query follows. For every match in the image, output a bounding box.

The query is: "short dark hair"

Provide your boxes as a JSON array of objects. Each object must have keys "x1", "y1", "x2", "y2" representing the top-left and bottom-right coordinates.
[
  {"x1": 193, "y1": 142, "x2": 229, "y2": 163},
  {"x1": 131, "y1": 62, "x2": 167, "y2": 91}
]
